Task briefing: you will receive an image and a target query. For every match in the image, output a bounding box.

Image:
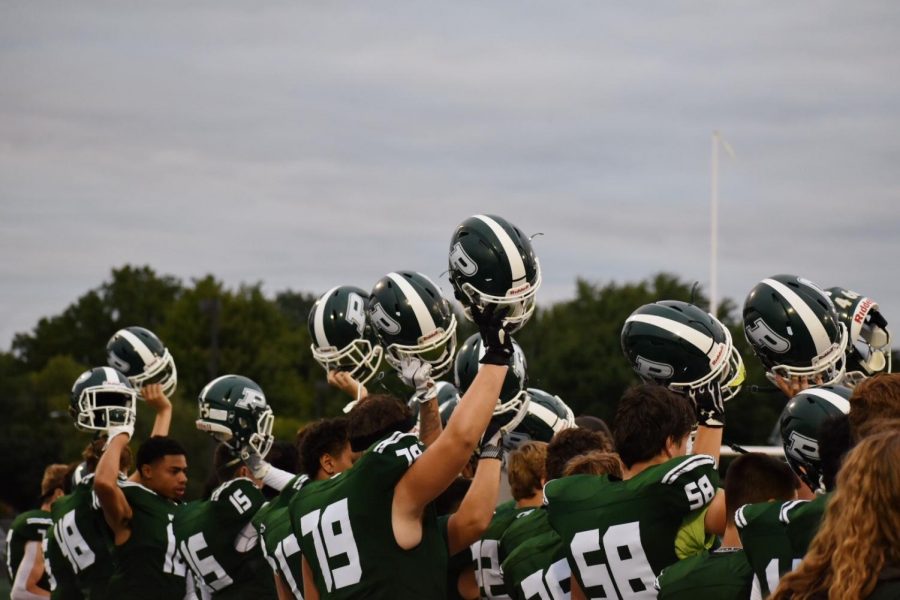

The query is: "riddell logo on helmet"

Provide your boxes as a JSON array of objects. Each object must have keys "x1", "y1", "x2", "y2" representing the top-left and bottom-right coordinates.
[
  {"x1": 708, "y1": 344, "x2": 726, "y2": 368},
  {"x1": 854, "y1": 298, "x2": 874, "y2": 325},
  {"x1": 507, "y1": 283, "x2": 531, "y2": 296},
  {"x1": 420, "y1": 329, "x2": 442, "y2": 343}
]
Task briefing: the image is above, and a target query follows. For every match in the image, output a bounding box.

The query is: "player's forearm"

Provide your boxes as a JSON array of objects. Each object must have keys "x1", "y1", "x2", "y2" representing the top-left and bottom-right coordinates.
[
  {"x1": 417, "y1": 397, "x2": 443, "y2": 446},
  {"x1": 692, "y1": 426, "x2": 723, "y2": 463},
  {"x1": 94, "y1": 434, "x2": 131, "y2": 528},
  {"x1": 12, "y1": 542, "x2": 49, "y2": 599},
  {"x1": 149, "y1": 404, "x2": 172, "y2": 437},
  {"x1": 444, "y1": 364, "x2": 507, "y2": 451}
]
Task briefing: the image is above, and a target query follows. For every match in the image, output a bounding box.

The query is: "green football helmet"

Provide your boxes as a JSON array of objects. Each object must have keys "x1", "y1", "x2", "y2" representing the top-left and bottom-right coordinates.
[
  {"x1": 621, "y1": 300, "x2": 745, "y2": 401},
  {"x1": 308, "y1": 285, "x2": 384, "y2": 385},
  {"x1": 505, "y1": 388, "x2": 576, "y2": 448},
  {"x1": 448, "y1": 214, "x2": 541, "y2": 333},
  {"x1": 743, "y1": 275, "x2": 848, "y2": 385},
  {"x1": 407, "y1": 381, "x2": 461, "y2": 421},
  {"x1": 453, "y1": 332, "x2": 530, "y2": 433},
  {"x1": 106, "y1": 326, "x2": 177, "y2": 397},
  {"x1": 196, "y1": 375, "x2": 274, "y2": 457},
  {"x1": 70, "y1": 367, "x2": 137, "y2": 432},
  {"x1": 779, "y1": 385, "x2": 851, "y2": 493},
  {"x1": 367, "y1": 271, "x2": 457, "y2": 377},
  {"x1": 825, "y1": 286, "x2": 891, "y2": 387}
]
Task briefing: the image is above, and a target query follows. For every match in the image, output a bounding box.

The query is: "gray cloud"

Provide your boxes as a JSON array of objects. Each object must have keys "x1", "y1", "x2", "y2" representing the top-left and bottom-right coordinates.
[{"x1": 2, "y1": 1, "x2": 900, "y2": 350}]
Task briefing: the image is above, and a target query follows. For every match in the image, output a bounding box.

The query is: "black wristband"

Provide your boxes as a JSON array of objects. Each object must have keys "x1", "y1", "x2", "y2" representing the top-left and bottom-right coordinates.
[
  {"x1": 478, "y1": 444, "x2": 504, "y2": 460},
  {"x1": 479, "y1": 347, "x2": 513, "y2": 366}
]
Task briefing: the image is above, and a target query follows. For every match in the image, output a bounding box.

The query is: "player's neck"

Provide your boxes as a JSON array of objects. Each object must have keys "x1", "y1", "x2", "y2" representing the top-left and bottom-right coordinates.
[
  {"x1": 622, "y1": 453, "x2": 671, "y2": 480},
  {"x1": 720, "y1": 525, "x2": 742, "y2": 549},
  {"x1": 515, "y1": 492, "x2": 543, "y2": 509}
]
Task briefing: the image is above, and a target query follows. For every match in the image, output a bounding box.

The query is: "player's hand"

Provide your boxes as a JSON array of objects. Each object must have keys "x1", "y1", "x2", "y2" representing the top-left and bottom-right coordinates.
[
  {"x1": 471, "y1": 304, "x2": 514, "y2": 365},
  {"x1": 689, "y1": 381, "x2": 725, "y2": 428},
  {"x1": 328, "y1": 370, "x2": 368, "y2": 400},
  {"x1": 103, "y1": 423, "x2": 134, "y2": 449},
  {"x1": 773, "y1": 374, "x2": 821, "y2": 398},
  {"x1": 399, "y1": 357, "x2": 437, "y2": 403},
  {"x1": 142, "y1": 383, "x2": 171, "y2": 412},
  {"x1": 241, "y1": 447, "x2": 271, "y2": 478}
]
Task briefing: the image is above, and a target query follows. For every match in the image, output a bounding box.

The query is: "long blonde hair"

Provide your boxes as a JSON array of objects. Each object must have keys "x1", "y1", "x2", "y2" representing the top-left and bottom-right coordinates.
[{"x1": 770, "y1": 429, "x2": 900, "y2": 600}]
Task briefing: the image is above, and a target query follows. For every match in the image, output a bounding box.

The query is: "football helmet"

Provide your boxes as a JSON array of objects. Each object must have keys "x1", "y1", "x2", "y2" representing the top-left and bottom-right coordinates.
[
  {"x1": 106, "y1": 326, "x2": 177, "y2": 397},
  {"x1": 621, "y1": 300, "x2": 745, "y2": 401},
  {"x1": 448, "y1": 214, "x2": 541, "y2": 332},
  {"x1": 308, "y1": 285, "x2": 384, "y2": 385},
  {"x1": 453, "y1": 332, "x2": 530, "y2": 433},
  {"x1": 825, "y1": 286, "x2": 891, "y2": 387},
  {"x1": 743, "y1": 275, "x2": 848, "y2": 385},
  {"x1": 70, "y1": 367, "x2": 137, "y2": 433},
  {"x1": 367, "y1": 271, "x2": 457, "y2": 377},
  {"x1": 779, "y1": 385, "x2": 851, "y2": 493},
  {"x1": 196, "y1": 375, "x2": 274, "y2": 457},
  {"x1": 505, "y1": 388, "x2": 575, "y2": 448},
  {"x1": 408, "y1": 381, "x2": 461, "y2": 421}
]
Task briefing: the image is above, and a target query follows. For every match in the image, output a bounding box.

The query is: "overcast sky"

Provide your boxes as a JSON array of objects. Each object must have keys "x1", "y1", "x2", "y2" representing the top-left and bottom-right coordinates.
[{"x1": 2, "y1": 1, "x2": 899, "y2": 350}]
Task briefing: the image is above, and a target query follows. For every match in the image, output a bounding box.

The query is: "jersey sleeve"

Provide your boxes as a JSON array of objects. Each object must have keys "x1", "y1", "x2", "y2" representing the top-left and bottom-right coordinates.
[
  {"x1": 365, "y1": 432, "x2": 427, "y2": 490},
  {"x1": 210, "y1": 478, "x2": 266, "y2": 524},
  {"x1": 658, "y1": 455, "x2": 720, "y2": 515}
]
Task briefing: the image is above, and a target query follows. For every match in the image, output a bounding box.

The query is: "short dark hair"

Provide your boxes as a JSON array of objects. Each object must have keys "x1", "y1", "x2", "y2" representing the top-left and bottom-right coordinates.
[
  {"x1": 136, "y1": 436, "x2": 187, "y2": 472},
  {"x1": 546, "y1": 428, "x2": 613, "y2": 480},
  {"x1": 613, "y1": 384, "x2": 695, "y2": 468},
  {"x1": 347, "y1": 395, "x2": 412, "y2": 451},
  {"x1": 299, "y1": 418, "x2": 350, "y2": 479},
  {"x1": 213, "y1": 443, "x2": 243, "y2": 483},
  {"x1": 574, "y1": 415, "x2": 613, "y2": 440},
  {"x1": 819, "y1": 414, "x2": 853, "y2": 493},
  {"x1": 725, "y1": 453, "x2": 796, "y2": 522},
  {"x1": 266, "y1": 440, "x2": 300, "y2": 476}
]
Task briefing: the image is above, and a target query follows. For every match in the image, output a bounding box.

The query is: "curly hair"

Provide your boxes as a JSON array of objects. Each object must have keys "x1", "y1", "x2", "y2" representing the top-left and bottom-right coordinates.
[
  {"x1": 545, "y1": 428, "x2": 613, "y2": 480},
  {"x1": 849, "y1": 373, "x2": 900, "y2": 440},
  {"x1": 562, "y1": 451, "x2": 623, "y2": 478},
  {"x1": 771, "y1": 430, "x2": 900, "y2": 600}
]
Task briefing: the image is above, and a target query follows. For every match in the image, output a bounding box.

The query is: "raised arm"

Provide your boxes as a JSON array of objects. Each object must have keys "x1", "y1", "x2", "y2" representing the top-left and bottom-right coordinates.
[
  {"x1": 143, "y1": 383, "x2": 173, "y2": 438},
  {"x1": 689, "y1": 382, "x2": 725, "y2": 463},
  {"x1": 94, "y1": 431, "x2": 133, "y2": 545},
  {"x1": 416, "y1": 396, "x2": 443, "y2": 447},
  {"x1": 446, "y1": 449, "x2": 502, "y2": 555}
]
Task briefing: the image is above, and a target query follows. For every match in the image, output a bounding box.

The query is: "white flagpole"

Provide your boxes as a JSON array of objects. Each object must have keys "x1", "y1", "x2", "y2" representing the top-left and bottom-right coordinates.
[{"x1": 711, "y1": 132, "x2": 719, "y2": 317}]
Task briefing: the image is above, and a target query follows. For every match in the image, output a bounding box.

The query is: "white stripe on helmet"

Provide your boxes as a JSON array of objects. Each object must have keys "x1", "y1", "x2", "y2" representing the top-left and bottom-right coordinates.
[
  {"x1": 473, "y1": 215, "x2": 527, "y2": 285},
  {"x1": 761, "y1": 278, "x2": 833, "y2": 357},
  {"x1": 626, "y1": 314, "x2": 716, "y2": 355},
  {"x1": 386, "y1": 273, "x2": 438, "y2": 338},
  {"x1": 314, "y1": 286, "x2": 340, "y2": 349},
  {"x1": 800, "y1": 388, "x2": 851, "y2": 415},
  {"x1": 102, "y1": 367, "x2": 120, "y2": 384},
  {"x1": 117, "y1": 329, "x2": 157, "y2": 365}
]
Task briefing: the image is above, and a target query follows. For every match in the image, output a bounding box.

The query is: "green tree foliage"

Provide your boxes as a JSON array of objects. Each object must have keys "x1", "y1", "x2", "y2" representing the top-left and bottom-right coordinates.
[{"x1": 0, "y1": 265, "x2": 785, "y2": 513}]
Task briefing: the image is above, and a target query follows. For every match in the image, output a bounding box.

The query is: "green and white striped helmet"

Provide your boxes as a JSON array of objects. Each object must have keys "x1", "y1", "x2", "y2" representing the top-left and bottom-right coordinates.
[
  {"x1": 505, "y1": 388, "x2": 576, "y2": 447},
  {"x1": 448, "y1": 214, "x2": 541, "y2": 333},
  {"x1": 196, "y1": 375, "x2": 274, "y2": 457},
  {"x1": 367, "y1": 271, "x2": 457, "y2": 377},
  {"x1": 308, "y1": 285, "x2": 384, "y2": 385},
  {"x1": 621, "y1": 300, "x2": 745, "y2": 401},
  {"x1": 825, "y1": 286, "x2": 891, "y2": 388},
  {"x1": 743, "y1": 275, "x2": 848, "y2": 385},
  {"x1": 106, "y1": 326, "x2": 177, "y2": 397},
  {"x1": 70, "y1": 367, "x2": 137, "y2": 432}
]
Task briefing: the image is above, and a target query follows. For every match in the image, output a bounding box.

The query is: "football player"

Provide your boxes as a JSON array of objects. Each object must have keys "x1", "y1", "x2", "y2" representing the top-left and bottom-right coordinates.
[
  {"x1": 292, "y1": 305, "x2": 513, "y2": 598},
  {"x1": 95, "y1": 433, "x2": 189, "y2": 598},
  {"x1": 656, "y1": 453, "x2": 797, "y2": 599},
  {"x1": 736, "y1": 385, "x2": 851, "y2": 597},
  {"x1": 6, "y1": 464, "x2": 67, "y2": 600},
  {"x1": 176, "y1": 375, "x2": 280, "y2": 597},
  {"x1": 253, "y1": 418, "x2": 353, "y2": 599},
  {"x1": 46, "y1": 368, "x2": 174, "y2": 600},
  {"x1": 545, "y1": 384, "x2": 726, "y2": 598},
  {"x1": 742, "y1": 275, "x2": 848, "y2": 397}
]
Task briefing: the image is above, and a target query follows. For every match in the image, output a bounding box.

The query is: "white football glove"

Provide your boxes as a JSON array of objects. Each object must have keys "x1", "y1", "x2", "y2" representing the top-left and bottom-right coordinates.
[{"x1": 399, "y1": 357, "x2": 437, "y2": 403}]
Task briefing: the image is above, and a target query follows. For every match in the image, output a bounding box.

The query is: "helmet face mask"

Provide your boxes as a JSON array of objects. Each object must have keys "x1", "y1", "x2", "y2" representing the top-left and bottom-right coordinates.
[
  {"x1": 196, "y1": 375, "x2": 275, "y2": 457},
  {"x1": 621, "y1": 300, "x2": 745, "y2": 401},
  {"x1": 368, "y1": 271, "x2": 458, "y2": 378},
  {"x1": 106, "y1": 326, "x2": 178, "y2": 397},
  {"x1": 449, "y1": 214, "x2": 542, "y2": 334},
  {"x1": 506, "y1": 388, "x2": 575, "y2": 448},
  {"x1": 454, "y1": 332, "x2": 530, "y2": 433},
  {"x1": 743, "y1": 275, "x2": 849, "y2": 386},
  {"x1": 70, "y1": 367, "x2": 137, "y2": 432},
  {"x1": 826, "y1": 287, "x2": 892, "y2": 388},
  {"x1": 309, "y1": 286, "x2": 384, "y2": 385}
]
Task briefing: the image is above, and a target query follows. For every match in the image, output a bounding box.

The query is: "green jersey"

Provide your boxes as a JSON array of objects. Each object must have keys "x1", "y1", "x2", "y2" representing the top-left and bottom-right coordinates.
[
  {"x1": 252, "y1": 474, "x2": 309, "y2": 599},
  {"x1": 6, "y1": 508, "x2": 52, "y2": 589},
  {"x1": 437, "y1": 514, "x2": 475, "y2": 600},
  {"x1": 545, "y1": 454, "x2": 720, "y2": 599},
  {"x1": 471, "y1": 502, "x2": 534, "y2": 599},
  {"x1": 735, "y1": 500, "x2": 803, "y2": 598},
  {"x1": 501, "y1": 528, "x2": 570, "y2": 600},
  {"x1": 654, "y1": 549, "x2": 752, "y2": 600},
  {"x1": 498, "y1": 507, "x2": 545, "y2": 564},
  {"x1": 43, "y1": 527, "x2": 84, "y2": 600},
  {"x1": 175, "y1": 477, "x2": 274, "y2": 599},
  {"x1": 291, "y1": 431, "x2": 447, "y2": 599},
  {"x1": 106, "y1": 482, "x2": 187, "y2": 599},
  {"x1": 784, "y1": 493, "x2": 829, "y2": 556},
  {"x1": 48, "y1": 474, "x2": 114, "y2": 599}
]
